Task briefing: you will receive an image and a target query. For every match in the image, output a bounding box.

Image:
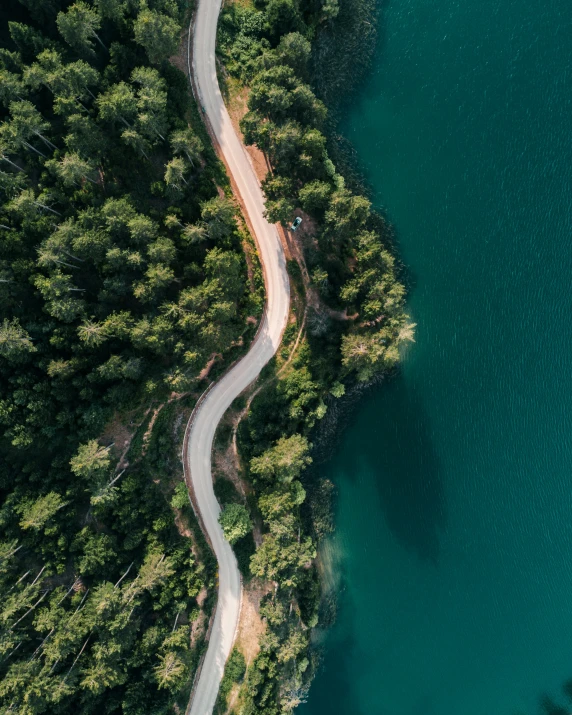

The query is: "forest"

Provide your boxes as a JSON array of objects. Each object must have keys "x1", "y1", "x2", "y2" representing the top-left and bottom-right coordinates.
[
  {"x1": 0, "y1": 0, "x2": 259, "y2": 711},
  {"x1": 0, "y1": 0, "x2": 413, "y2": 711}
]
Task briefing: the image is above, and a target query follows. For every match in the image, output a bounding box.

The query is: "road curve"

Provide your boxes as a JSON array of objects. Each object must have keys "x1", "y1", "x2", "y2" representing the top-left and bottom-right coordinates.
[{"x1": 185, "y1": 1, "x2": 290, "y2": 713}]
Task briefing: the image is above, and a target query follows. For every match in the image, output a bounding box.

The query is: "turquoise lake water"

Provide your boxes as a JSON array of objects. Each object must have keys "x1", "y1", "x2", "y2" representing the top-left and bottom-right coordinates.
[{"x1": 301, "y1": 0, "x2": 572, "y2": 713}]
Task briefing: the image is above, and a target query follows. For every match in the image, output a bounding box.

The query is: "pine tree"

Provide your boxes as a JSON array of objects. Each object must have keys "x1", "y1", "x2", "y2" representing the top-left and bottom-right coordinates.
[
  {"x1": 96, "y1": 82, "x2": 137, "y2": 128},
  {"x1": 57, "y1": 2, "x2": 106, "y2": 55},
  {"x1": 133, "y1": 9, "x2": 180, "y2": 65},
  {"x1": 200, "y1": 196, "x2": 236, "y2": 241},
  {"x1": 164, "y1": 157, "x2": 188, "y2": 191},
  {"x1": 250, "y1": 435, "x2": 312, "y2": 484},
  {"x1": 7, "y1": 100, "x2": 57, "y2": 156},
  {"x1": 70, "y1": 440, "x2": 111, "y2": 482},
  {"x1": 170, "y1": 128, "x2": 203, "y2": 166},
  {"x1": 0, "y1": 319, "x2": 36, "y2": 361},
  {"x1": 154, "y1": 651, "x2": 186, "y2": 690},
  {"x1": 25, "y1": 51, "x2": 99, "y2": 115},
  {"x1": 50, "y1": 153, "x2": 97, "y2": 186},
  {"x1": 0, "y1": 69, "x2": 27, "y2": 107},
  {"x1": 18, "y1": 492, "x2": 66, "y2": 531}
]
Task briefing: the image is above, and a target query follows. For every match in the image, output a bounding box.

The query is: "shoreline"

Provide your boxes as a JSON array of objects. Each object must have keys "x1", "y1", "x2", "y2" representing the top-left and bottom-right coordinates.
[{"x1": 208, "y1": 0, "x2": 413, "y2": 707}]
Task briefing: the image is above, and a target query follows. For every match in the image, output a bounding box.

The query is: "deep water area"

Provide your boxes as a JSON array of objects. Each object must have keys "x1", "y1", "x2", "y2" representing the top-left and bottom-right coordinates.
[{"x1": 301, "y1": 0, "x2": 572, "y2": 713}]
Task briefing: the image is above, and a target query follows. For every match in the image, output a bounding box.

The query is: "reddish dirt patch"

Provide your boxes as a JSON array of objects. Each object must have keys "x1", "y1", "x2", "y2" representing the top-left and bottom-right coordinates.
[
  {"x1": 224, "y1": 81, "x2": 271, "y2": 183},
  {"x1": 236, "y1": 581, "x2": 270, "y2": 665},
  {"x1": 99, "y1": 410, "x2": 146, "y2": 472},
  {"x1": 198, "y1": 352, "x2": 222, "y2": 381},
  {"x1": 169, "y1": 21, "x2": 190, "y2": 76}
]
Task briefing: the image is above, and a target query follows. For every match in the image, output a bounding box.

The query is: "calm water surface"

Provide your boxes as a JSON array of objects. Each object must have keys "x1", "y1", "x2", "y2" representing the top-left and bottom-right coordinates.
[{"x1": 301, "y1": 0, "x2": 572, "y2": 713}]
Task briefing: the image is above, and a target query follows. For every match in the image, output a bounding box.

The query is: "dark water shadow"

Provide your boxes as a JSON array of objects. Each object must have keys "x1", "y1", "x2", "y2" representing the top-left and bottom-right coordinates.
[
  {"x1": 353, "y1": 375, "x2": 446, "y2": 564},
  {"x1": 308, "y1": 635, "x2": 367, "y2": 715},
  {"x1": 539, "y1": 695, "x2": 568, "y2": 715},
  {"x1": 302, "y1": 583, "x2": 367, "y2": 715},
  {"x1": 505, "y1": 674, "x2": 572, "y2": 715},
  {"x1": 310, "y1": 371, "x2": 446, "y2": 564}
]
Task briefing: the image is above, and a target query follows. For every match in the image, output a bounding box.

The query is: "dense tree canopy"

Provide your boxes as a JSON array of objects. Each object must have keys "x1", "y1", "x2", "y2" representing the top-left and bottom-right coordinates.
[
  {"x1": 0, "y1": 0, "x2": 415, "y2": 710},
  {"x1": 218, "y1": 503, "x2": 252, "y2": 545},
  {"x1": 219, "y1": 11, "x2": 414, "y2": 382},
  {"x1": 0, "y1": 0, "x2": 257, "y2": 711},
  {"x1": 250, "y1": 434, "x2": 311, "y2": 484}
]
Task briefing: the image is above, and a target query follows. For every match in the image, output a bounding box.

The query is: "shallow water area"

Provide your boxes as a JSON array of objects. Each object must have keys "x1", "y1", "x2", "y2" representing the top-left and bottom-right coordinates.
[{"x1": 301, "y1": 0, "x2": 572, "y2": 713}]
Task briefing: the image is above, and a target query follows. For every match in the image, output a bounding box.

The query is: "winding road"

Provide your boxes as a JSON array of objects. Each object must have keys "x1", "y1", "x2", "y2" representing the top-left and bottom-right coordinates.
[{"x1": 184, "y1": 1, "x2": 290, "y2": 713}]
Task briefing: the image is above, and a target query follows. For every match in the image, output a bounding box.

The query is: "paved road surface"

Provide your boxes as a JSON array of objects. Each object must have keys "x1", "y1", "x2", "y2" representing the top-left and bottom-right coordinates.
[{"x1": 186, "y1": 2, "x2": 290, "y2": 712}]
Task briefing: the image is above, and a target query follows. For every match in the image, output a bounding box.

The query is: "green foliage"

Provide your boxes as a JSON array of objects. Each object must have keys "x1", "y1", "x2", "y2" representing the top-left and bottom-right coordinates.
[
  {"x1": 0, "y1": 398, "x2": 211, "y2": 711},
  {"x1": 250, "y1": 434, "x2": 312, "y2": 484},
  {"x1": 215, "y1": 647, "x2": 246, "y2": 713},
  {"x1": 320, "y1": 0, "x2": 340, "y2": 21},
  {"x1": 225, "y1": 647, "x2": 247, "y2": 682},
  {"x1": 57, "y1": 2, "x2": 105, "y2": 57},
  {"x1": 223, "y1": 0, "x2": 413, "y2": 384},
  {"x1": 95, "y1": 0, "x2": 127, "y2": 22},
  {"x1": 170, "y1": 481, "x2": 189, "y2": 509},
  {"x1": 171, "y1": 127, "x2": 203, "y2": 165},
  {"x1": 154, "y1": 651, "x2": 187, "y2": 691},
  {"x1": 70, "y1": 440, "x2": 111, "y2": 482},
  {"x1": 0, "y1": 318, "x2": 36, "y2": 361},
  {"x1": 298, "y1": 179, "x2": 331, "y2": 215},
  {"x1": 218, "y1": 502, "x2": 252, "y2": 545},
  {"x1": 265, "y1": 0, "x2": 303, "y2": 40},
  {"x1": 218, "y1": 5, "x2": 268, "y2": 81},
  {"x1": 201, "y1": 196, "x2": 237, "y2": 242},
  {"x1": 295, "y1": 565, "x2": 320, "y2": 627},
  {"x1": 72, "y1": 527, "x2": 117, "y2": 576},
  {"x1": 250, "y1": 528, "x2": 315, "y2": 586},
  {"x1": 17, "y1": 491, "x2": 66, "y2": 531},
  {"x1": 0, "y1": 1, "x2": 246, "y2": 710},
  {"x1": 218, "y1": 0, "x2": 413, "y2": 710},
  {"x1": 330, "y1": 380, "x2": 345, "y2": 397},
  {"x1": 275, "y1": 33, "x2": 312, "y2": 77},
  {"x1": 133, "y1": 7, "x2": 180, "y2": 65}
]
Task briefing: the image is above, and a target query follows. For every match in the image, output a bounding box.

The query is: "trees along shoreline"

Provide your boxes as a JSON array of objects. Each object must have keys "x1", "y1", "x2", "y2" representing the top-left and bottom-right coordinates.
[
  {"x1": 211, "y1": 0, "x2": 415, "y2": 712},
  {"x1": 0, "y1": 0, "x2": 413, "y2": 711}
]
